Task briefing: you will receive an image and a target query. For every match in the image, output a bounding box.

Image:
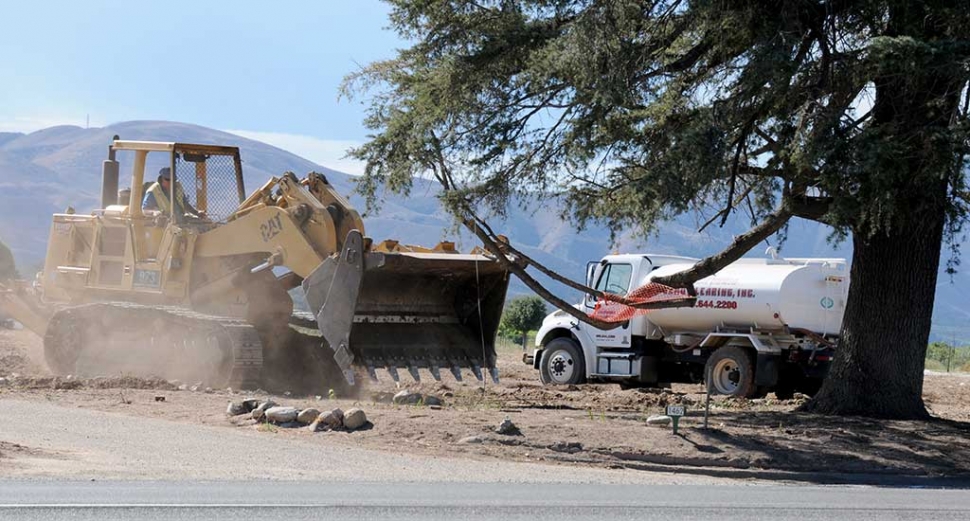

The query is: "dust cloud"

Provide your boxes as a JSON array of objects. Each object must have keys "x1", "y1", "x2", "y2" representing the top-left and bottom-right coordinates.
[
  {"x1": 72, "y1": 320, "x2": 231, "y2": 388},
  {"x1": 0, "y1": 327, "x2": 49, "y2": 376}
]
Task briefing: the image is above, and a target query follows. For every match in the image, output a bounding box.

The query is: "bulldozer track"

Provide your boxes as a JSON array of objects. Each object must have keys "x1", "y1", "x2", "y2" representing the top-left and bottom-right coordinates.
[{"x1": 44, "y1": 303, "x2": 262, "y2": 390}]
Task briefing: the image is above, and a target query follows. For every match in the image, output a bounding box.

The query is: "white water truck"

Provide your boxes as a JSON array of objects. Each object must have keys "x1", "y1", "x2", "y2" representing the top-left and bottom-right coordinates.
[{"x1": 526, "y1": 251, "x2": 848, "y2": 398}]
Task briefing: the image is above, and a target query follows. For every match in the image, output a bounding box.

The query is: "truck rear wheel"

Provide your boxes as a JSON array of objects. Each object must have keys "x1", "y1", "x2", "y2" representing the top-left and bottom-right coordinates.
[
  {"x1": 705, "y1": 346, "x2": 756, "y2": 398},
  {"x1": 539, "y1": 338, "x2": 586, "y2": 385}
]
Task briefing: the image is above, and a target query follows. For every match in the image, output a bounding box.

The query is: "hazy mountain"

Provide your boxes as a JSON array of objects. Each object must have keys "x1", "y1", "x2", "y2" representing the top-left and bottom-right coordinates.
[{"x1": 1, "y1": 120, "x2": 966, "y2": 343}]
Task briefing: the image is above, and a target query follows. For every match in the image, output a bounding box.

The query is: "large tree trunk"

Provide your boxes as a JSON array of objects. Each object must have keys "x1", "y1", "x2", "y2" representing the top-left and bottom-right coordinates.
[
  {"x1": 802, "y1": 209, "x2": 946, "y2": 419},
  {"x1": 801, "y1": 2, "x2": 966, "y2": 419}
]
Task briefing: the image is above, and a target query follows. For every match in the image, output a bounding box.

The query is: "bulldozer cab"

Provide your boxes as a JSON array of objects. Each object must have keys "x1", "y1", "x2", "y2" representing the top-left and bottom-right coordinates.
[
  {"x1": 115, "y1": 141, "x2": 246, "y2": 225},
  {"x1": 41, "y1": 140, "x2": 246, "y2": 304}
]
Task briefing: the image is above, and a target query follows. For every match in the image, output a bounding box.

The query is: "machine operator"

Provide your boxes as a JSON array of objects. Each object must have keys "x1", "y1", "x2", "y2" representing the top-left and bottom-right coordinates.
[{"x1": 142, "y1": 167, "x2": 205, "y2": 219}]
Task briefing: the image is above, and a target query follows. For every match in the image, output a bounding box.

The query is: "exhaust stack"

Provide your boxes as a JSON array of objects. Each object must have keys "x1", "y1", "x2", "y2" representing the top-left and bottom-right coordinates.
[{"x1": 100, "y1": 135, "x2": 120, "y2": 208}]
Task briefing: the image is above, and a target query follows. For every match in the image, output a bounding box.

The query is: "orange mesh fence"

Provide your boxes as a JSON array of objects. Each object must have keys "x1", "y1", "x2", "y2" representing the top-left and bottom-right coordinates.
[{"x1": 589, "y1": 282, "x2": 691, "y2": 323}]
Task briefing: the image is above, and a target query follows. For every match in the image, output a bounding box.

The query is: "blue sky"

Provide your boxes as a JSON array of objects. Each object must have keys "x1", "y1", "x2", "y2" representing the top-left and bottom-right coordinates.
[{"x1": 0, "y1": 0, "x2": 402, "y2": 174}]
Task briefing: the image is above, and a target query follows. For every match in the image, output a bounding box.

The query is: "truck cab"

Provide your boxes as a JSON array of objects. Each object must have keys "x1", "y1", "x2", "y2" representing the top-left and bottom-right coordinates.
[{"x1": 528, "y1": 252, "x2": 847, "y2": 398}]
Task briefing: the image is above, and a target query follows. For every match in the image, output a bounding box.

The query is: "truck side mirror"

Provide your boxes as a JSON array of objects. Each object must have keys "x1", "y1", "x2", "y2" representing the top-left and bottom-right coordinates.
[
  {"x1": 586, "y1": 261, "x2": 597, "y2": 286},
  {"x1": 584, "y1": 261, "x2": 597, "y2": 308}
]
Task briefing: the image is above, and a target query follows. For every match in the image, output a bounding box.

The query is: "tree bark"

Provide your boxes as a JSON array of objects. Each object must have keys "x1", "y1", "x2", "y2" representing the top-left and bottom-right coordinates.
[{"x1": 801, "y1": 205, "x2": 946, "y2": 419}]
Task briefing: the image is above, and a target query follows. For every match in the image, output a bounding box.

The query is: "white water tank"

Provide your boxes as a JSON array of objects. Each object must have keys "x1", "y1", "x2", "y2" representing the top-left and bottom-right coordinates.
[{"x1": 645, "y1": 258, "x2": 848, "y2": 336}]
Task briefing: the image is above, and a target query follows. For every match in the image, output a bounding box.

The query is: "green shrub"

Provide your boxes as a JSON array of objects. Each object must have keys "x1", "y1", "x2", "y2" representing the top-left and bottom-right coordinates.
[
  {"x1": 499, "y1": 296, "x2": 548, "y2": 349},
  {"x1": 926, "y1": 342, "x2": 970, "y2": 371}
]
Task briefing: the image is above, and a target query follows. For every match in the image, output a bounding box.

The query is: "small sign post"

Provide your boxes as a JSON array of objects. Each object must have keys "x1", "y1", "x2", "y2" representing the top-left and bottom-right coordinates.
[
  {"x1": 665, "y1": 404, "x2": 686, "y2": 435},
  {"x1": 703, "y1": 379, "x2": 712, "y2": 429}
]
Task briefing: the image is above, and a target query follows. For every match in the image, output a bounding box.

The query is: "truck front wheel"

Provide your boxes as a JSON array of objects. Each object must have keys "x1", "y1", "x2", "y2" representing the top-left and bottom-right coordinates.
[
  {"x1": 539, "y1": 338, "x2": 586, "y2": 385},
  {"x1": 705, "y1": 346, "x2": 757, "y2": 398}
]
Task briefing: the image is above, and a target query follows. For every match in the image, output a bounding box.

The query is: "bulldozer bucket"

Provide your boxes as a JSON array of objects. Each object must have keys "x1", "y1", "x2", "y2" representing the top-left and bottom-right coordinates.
[{"x1": 303, "y1": 230, "x2": 509, "y2": 385}]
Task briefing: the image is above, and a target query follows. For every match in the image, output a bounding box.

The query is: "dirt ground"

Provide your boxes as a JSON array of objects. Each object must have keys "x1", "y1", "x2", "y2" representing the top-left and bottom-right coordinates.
[{"x1": 2, "y1": 327, "x2": 970, "y2": 481}]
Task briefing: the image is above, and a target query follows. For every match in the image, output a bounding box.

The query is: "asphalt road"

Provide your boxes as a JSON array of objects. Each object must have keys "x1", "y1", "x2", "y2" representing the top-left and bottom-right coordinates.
[{"x1": 1, "y1": 481, "x2": 969, "y2": 520}]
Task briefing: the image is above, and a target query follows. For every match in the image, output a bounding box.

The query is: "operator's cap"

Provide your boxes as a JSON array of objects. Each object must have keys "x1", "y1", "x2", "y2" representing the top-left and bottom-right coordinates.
[{"x1": 159, "y1": 167, "x2": 172, "y2": 180}]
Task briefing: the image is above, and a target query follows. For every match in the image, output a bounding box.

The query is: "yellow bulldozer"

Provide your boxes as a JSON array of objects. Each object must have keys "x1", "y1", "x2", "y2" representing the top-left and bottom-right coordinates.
[{"x1": 0, "y1": 139, "x2": 509, "y2": 392}]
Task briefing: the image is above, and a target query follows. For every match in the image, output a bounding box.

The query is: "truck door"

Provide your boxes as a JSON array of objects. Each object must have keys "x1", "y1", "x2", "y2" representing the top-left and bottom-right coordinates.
[{"x1": 590, "y1": 262, "x2": 634, "y2": 349}]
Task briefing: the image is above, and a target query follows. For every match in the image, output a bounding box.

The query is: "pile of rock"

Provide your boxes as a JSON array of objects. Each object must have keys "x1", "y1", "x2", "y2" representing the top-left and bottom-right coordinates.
[
  {"x1": 308, "y1": 407, "x2": 368, "y2": 432},
  {"x1": 226, "y1": 398, "x2": 369, "y2": 432}
]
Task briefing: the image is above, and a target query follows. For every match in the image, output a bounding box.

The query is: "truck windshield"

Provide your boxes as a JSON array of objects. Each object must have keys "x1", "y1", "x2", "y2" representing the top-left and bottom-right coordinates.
[{"x1": 595, "y1": 263, "x2": 633, "y2": 295}]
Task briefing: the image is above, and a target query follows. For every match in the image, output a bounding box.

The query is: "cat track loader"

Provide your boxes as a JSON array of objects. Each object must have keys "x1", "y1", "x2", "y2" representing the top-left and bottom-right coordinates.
[{"x1": 0, "y1": 139, "x2": 509, "y2": 392}]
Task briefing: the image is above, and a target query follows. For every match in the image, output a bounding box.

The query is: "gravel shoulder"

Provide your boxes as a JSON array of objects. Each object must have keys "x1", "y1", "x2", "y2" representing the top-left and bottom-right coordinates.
[
  {"x1": 2, "y1": 328, "x2": 970, "y2": 483},
  {"x1": 0, "y1": 396, "x2": 726, "y2": 484}
]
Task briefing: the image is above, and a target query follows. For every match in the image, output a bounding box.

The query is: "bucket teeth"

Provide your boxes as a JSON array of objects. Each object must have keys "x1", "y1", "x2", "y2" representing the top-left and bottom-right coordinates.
[
  {"x1": 387, "y1": 366, "x2": 400, "y2": 382},
  {"x1": 450, "y1": 365, "x2": 463, "y2": 382},
  {"x1": 488, "y1": 367, "x2": 500, "y2": 384},
  {"x1": 471, "y1": 364, "x2": 483, "y2": 382},
  {"x1": 429, "y1": 365, "x2": 441, "y2": 381},
  {"x1": 366, "y1": 365, "x2": 379, "y2": 382},
  {"x1": 407, "y1": 365, "x2": 421, "y2": 382}
]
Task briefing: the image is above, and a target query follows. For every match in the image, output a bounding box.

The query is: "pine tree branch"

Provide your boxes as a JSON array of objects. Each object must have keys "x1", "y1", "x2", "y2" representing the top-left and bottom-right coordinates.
[
  {"x1": 427, "y1": 134, "x2": 694, "y2": 329},
  {"x1": 460, "y1": 216, "x2": 624, "y2": 330},
  {"x1": 652, "y1": 200, "x2": 796, "y2": 291},
  {"x1": 469, "y1": 213, "x2": 600, "y2": 298},
  {"x1": 450, "y1": 200, "x2": 696, "y2": 328},
  {"x1": 655, "y1": 195, "x2": 833, "y2": 291}
]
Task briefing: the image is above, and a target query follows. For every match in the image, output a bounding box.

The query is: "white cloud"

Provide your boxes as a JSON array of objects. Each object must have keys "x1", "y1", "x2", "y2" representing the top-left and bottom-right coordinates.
[{"x1": 225, "y1": 129, "x2": 366, "y2": 176}]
